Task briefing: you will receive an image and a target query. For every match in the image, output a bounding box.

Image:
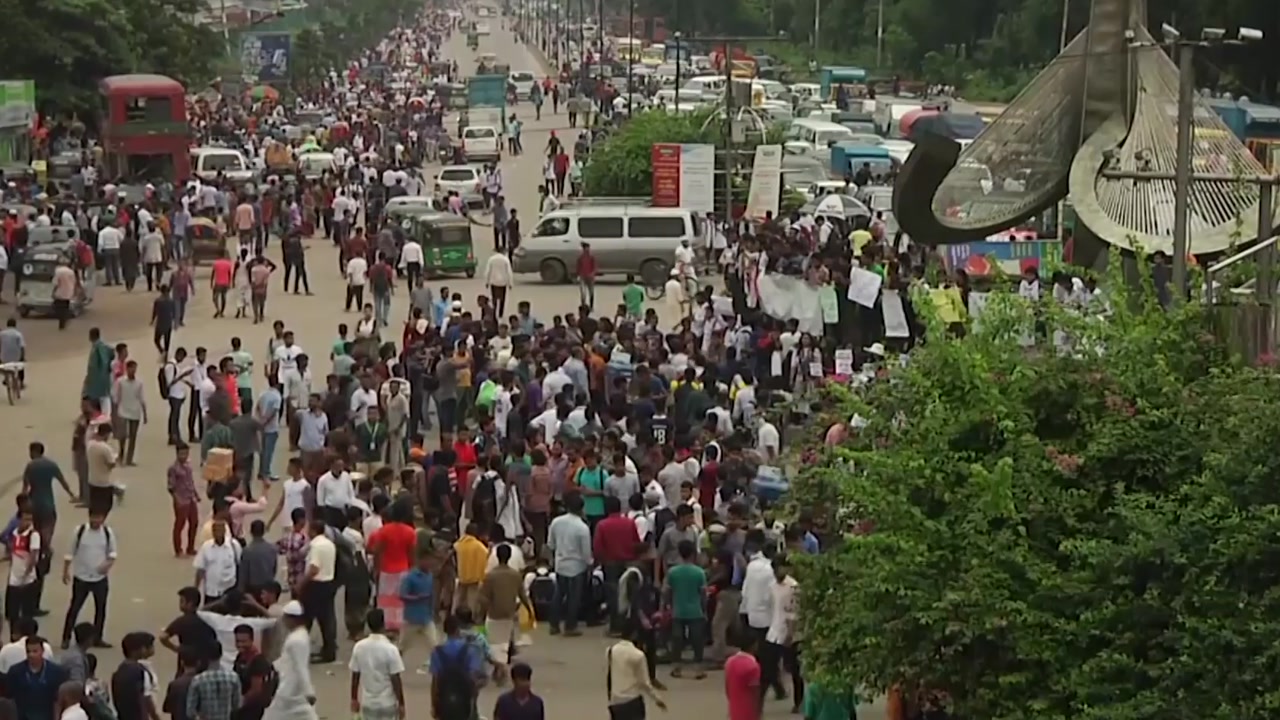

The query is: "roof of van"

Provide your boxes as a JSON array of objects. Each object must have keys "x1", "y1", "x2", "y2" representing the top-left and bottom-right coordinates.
[
  {"x1": 790, "y1": 118, "x2": 854, "y2": 131},
  {"x1": 545, "y1": 205, "x2": 696, "y2": 217},
  {"x1": 192, "y1": 146, "x2": 245, "y2": 155}
]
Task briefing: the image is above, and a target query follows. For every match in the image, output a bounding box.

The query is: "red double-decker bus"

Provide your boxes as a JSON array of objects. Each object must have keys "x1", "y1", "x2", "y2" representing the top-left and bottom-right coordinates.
[{"x1": 99, "y1": 74, "x2": 191, "y2": 184}]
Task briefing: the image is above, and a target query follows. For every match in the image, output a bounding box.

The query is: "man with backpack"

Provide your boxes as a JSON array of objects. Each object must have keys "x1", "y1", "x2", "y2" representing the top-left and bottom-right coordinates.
[
  {"x1": 59, "y1": 509, "x2": 116, "y2": 651},
  {"x1": 429, "y1": 614, "x2": 484, "y2": 720}
]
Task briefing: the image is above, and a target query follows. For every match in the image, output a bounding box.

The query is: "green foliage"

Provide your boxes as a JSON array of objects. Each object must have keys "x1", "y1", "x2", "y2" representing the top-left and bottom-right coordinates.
[
  {"x1": 582, "y1": 110, "x2": 717, "y2": 196},
  {"x1": 793, "y1": 283, "x2": 1280, "y2": 720},
  {"x1": 0, "y1": 0, "x2": 219, "y2": 113}
]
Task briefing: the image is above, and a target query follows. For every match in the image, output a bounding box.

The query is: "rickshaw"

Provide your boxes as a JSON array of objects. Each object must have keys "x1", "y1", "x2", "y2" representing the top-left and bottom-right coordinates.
[
  {"x1": 17, "y1": 239, "x2": 95, "y2": 319},
  {"x1": 467, "y1": 31, "x2": 479, "y2": 49},
  {"x1": 399, "y1": 210, "x2": 477, "y2": 278},
  {"x1": 188, "y1": 217, "x2": 228, "y2": 263}
]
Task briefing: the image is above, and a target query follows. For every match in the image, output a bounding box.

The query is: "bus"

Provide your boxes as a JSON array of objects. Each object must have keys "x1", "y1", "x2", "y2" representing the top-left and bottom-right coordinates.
[{"x1": 99, "y1": 74, "x2": 191, "y2": 184}]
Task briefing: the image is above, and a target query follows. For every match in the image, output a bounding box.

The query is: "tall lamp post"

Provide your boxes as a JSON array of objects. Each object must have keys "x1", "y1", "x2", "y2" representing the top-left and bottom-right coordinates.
[
  {"x1": 673, "y1": 31, "x2": 682, "y2": 107},
  {"x1": 1157, "y1": 23, "x2": 1264, "y2": 296},
  {"x1": 626, "y1": 0, "x2": 635, "y2": 114},
  {"x1": 577, "y1": 0, "x2": 586, "y2": 87}
]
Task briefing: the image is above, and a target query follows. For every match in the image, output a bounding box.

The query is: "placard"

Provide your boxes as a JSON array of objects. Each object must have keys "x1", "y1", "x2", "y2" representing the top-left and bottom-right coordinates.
[
  {"x1": 835, "y1": 348, "x2": 854, "y2": 375},
  {"x1": 881, "y1": 289, "x2": 911, "y2": 338},
  {"x1": 818, "y1": 284, "x2": 839, "y2": 324},
  {"x1": 745, "y1": 144, "x2": 783, "y2": 219},
  {"x1": 846, "y1": 267, "x2": 883, "y2": 308}
]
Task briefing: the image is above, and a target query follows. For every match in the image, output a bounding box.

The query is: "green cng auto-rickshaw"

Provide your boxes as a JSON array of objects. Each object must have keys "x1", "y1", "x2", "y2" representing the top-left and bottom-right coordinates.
[{"x1": 400, "y1": 210, "x2": 477, "y2": 278}]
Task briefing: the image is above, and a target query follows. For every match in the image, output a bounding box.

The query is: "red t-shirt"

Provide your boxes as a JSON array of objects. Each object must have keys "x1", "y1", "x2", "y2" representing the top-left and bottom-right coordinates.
[
  {"x1": 211, "y1": 258, "x2": 234, "y2": 287},
  {"x1": 725, "y1": 652, "x2": 762, "y2": 720},
  {"x1": 369, "y1": 521, "x2": 416, "y2": 573}
]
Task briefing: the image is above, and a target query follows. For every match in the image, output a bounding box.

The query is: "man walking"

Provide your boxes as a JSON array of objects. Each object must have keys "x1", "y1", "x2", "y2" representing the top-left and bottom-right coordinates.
[{"x1": 60, "y1": 509, "x2": 116, "y2": 650}]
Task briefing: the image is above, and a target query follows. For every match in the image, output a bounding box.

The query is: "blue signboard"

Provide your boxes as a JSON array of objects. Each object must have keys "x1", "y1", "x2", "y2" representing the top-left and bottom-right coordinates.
[{"x1": 240, "y1": 32, "x2": 292, "y2": 84}]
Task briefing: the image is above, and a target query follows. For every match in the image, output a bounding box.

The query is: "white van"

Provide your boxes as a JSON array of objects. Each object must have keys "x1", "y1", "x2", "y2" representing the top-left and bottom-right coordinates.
[
  {"x1": 512, "y1": 205, "x2": 703, "y2": 285},
  {"x1": 682, "y1": 75, "x2": 726, "y2": 102},
  {"x1": 784, "y1": 119, "x2": 857, "y2": 155},
  {"x1": 509, "y1": 71, "x2": 536, "y2": 99},
  {"x1": 462, "y1": 126, "x2": 501, "y2": 162},
  {"x1": 191, "y1": 147, "x2": 254, "y2": 184}
]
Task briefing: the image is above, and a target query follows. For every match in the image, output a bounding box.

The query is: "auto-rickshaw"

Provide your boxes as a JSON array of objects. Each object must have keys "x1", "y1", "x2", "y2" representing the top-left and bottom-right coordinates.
[
  {"x1": 17, "y1": 239, "x2": 95, "y2": 319},
  {"x1": 399, "y1": 210, "x2": 476, "y2": 278},
  {"x1": 188, "y1": 217, "x2": 228, "y2": 263}
]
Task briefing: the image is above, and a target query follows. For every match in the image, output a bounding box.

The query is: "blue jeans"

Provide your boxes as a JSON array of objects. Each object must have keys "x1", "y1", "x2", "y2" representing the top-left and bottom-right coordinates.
[
  {"x1": 552, "y1": 571, "x2": 586, "y2": 632},
  {"x1": 260, "y1": 431, "x2": 279, "y2": 479},
  {"x1": 374, "y1": 292, "x2": 391, "y2": 328}
]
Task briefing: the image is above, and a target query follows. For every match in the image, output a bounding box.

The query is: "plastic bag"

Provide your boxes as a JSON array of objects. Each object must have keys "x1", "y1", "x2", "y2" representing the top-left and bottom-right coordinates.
[{"x1": 518, "y1": 602, "x2": 536, "y2": 633}]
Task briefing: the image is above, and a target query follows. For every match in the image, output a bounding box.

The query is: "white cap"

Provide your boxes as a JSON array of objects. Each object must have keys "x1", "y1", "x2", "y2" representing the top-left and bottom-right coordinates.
[{"x1": 282, "y1": 600, "x2": 305, "y2": 617}]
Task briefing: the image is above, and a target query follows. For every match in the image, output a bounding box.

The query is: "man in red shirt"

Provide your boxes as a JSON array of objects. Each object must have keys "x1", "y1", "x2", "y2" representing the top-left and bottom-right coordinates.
[
  {"x1": 725, "y1": 630, "x2": 763, "y2": 720},
  {"x1": 210, "y1": 251, "x2": 234, "y2": 318},
  {"x1": 575, "y1": 242, "x2": 596, "y2": 313},
  {"x1": 593, "y1": 496, "x2": 640, "y2": 634}
]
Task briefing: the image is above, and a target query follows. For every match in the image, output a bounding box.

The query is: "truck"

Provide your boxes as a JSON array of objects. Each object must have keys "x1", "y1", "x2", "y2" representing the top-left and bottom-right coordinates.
[{"x1": 466, "y1": 73, "x2": 507, "y2": 132}]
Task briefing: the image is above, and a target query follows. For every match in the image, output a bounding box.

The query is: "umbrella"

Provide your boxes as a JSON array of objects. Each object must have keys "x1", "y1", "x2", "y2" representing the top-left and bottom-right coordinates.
[
  {"x1": 804, "y1": 193, "x2": 871, "y2": 220},
  {"x1": 246, "y1": 85, "x2": 280, "y2": 102},
  {"x1": 408, "y1": 96, "x2": 427, "y2": 110}
]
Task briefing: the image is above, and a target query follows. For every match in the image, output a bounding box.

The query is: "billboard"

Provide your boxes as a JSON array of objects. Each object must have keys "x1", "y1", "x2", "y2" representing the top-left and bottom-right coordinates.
[
  {"x1": 0, "y1": 80, "x2": 35, "y2": 130},
  {"x1": 745, "y1": 144, "x2": 783, "y2": 219},
  {"x1": 650, "y1": 143, "x2": 714, "y2": 213},
  {"x1": 240, "y1": 32, "x2": 292, "y2": 84}
]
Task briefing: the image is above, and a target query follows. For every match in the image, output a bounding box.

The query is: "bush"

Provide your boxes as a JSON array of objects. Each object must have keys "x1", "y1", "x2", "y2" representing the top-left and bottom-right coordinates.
[{"x1": 794, "y1": 281, "x2": 1280, "y2": 720}]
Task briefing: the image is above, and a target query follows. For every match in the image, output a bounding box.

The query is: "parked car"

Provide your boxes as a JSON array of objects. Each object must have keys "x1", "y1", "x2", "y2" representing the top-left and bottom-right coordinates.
[{"x1": 434, "y1": 165, "x2": 486, "y2": 207}]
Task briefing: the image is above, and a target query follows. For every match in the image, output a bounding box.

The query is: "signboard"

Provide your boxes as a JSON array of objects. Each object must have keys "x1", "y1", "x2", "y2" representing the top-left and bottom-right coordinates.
[
  {"x1": 745, "y1": 144, "x2": 783, "y2": 219},
  {"x1": 0, "y1": 80, "x2": 36, "y2": 130},
  {"x1": 650, "y1": 143, "x2": 715, "y2": 213},
  {"x1": 240, "y1": 32, "x2": 292, "y2": 84},
  {"x1": 942, "y1": 239, "x2": 1063, "y2": 276}
]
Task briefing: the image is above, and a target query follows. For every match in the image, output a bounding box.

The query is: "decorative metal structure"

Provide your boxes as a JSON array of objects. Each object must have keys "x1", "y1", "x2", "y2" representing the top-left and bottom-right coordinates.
[{"x1": 893, "y1": 0, "x2": 1273, "y2": 256}]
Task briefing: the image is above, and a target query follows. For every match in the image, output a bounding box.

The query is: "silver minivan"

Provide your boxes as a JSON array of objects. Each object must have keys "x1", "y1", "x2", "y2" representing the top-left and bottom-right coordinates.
[{"x1": 513, "y1": 204, "x2": 704, "y2": 285}]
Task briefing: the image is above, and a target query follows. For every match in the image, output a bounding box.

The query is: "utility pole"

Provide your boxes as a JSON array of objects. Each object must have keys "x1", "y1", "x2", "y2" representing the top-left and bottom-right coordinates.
[
  {"x1": 673, "y1": 31, "x2": 682, "y2": 105},
  {"x1": 627, "y1": 0, "x2": 635, "y2": 114},
  {"x1": 875, "y1": 0, "x2": 884, "y2": 66},
  {"x1": 813, "y1": 0, "x2": 820, "y2": 53},
  {"x1": 577, "y1": 0, "x2": 585, "y2": 87}
]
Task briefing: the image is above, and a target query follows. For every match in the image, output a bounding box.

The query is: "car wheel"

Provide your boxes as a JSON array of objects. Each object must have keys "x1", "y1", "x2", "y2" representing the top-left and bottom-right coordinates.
[
  {"x1": 640, "y1": 259, "x2": 669, "y2": 288},
  {"x1": 539, "y1": 259, "x2": 568, "y2": 284}
]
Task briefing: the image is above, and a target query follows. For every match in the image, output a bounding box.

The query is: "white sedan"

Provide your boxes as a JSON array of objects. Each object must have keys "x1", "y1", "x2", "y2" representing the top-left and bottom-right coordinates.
[{"x1": 434, "y1": 165, "x2": 486, "y2": 207}]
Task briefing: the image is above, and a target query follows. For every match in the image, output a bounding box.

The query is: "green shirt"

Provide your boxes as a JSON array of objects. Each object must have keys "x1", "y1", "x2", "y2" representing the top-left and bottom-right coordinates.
[
  {"x1": 333, "y1": 354, "x2": 357, "y2": 377},
  {"x1": 802, "y1": 683, "x2": 856, "y2": 720},
  {"x1": 23, "y1": 458, "x2": 64, "y2": 512},
  {"x1": 230, "y1": 350, "x2": 254, "y2": 390},
  {"x1": 665, "y1": 562, "x2": 707, "y2": 620},
  {"x1": 622, "y1": 284, "x2": 644, "y2": 317},
  {"x1": 575, "y1": 465, "x2": 607, "y2": 518}
]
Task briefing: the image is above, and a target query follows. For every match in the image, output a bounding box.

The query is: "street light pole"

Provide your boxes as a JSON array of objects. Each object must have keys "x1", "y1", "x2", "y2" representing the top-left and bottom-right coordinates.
[
  {"x1": 1163, "y1": 24, "x2": 1264, "y2": 298},
  {"x1": 673, "y1": 31, "x2": 682, "y2": 105},
  {"x1": 875, "y1": 0, "x2": 884, "y2": 66},
  {"x1": 813, "y1": 0, "x2": 820, "y2": 53},
  {"x1": 627, "y1": 0, "x2": 635, "y2": 114}
]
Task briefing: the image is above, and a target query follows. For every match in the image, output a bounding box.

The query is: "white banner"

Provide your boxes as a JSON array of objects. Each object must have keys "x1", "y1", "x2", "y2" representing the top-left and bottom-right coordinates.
[
  {"x1": 745, "y1": 144, "x2": 783, "y2": 219},
  {"x1": 680, "y1": 144, "x2": 715, "y2": 214}
]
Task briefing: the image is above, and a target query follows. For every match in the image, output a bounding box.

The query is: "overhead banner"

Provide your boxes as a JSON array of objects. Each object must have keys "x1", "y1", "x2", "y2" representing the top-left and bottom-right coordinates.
[
  {"x1": 240, "y1": 32, "x2": 292, "y2": 84},
  {"x1": 650, "y1": 143, "x2": 715, "y2": 213},
  {"x1": 746, "y1": 144, "x2": 783, "y2": 219}
]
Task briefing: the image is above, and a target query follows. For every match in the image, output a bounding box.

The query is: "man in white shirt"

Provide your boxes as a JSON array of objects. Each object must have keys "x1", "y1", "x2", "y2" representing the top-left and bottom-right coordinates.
[
  {"x1": 315, "y1": 458, "x2": 355, "y2": 528},
  {"x1": 193, "y1": 520, "x2": 242, "y2": 603},
  {"x1": 483, "y1": 252, "x2": 514, "y2": 317},
  {"x1": 345, "y1": 254, "x2": 369, "y2": 311},
  {"x1": 398, "y1": 238, "x2": 424, "y2": 287},
  {"x1": 542, "y1": 364, "x2": 573, "y2": 402},
  {"x1": 264, "y1": 601, "x2": 319, "y2": 720},
  {"x1": 0, "y1": 619, "x2": 53, "y2": 672},
  {"x1": 756, "y1": 418, "x2": 781, "y2": 462},
  {"x1": 300, "y1": 519, "x2": 339, "y2": 663},
  {"x1": 97, "y1": 220, "x2": 124, "y2": 286},
  {"x1": 762, "y1": 557, "x2": 800, "y2": 704},
  {"x1": 7, "y1": 511, "x2": 40, "y2": 622},
  {"x1": 739, "y1": 532, "x2": 775, "y2": 645},
  {"x1": 60, "y1": 511, "x2": 117, "y2": 648},
  {"x1": 348, "y1": 608, "x2": 406, "y2": 720},
  {"x1": 272, "y1": 332, "x2": 303, "y2": 385},
  {"x1": 348, "y1": 376, "x2": 378, "y2": 426}
]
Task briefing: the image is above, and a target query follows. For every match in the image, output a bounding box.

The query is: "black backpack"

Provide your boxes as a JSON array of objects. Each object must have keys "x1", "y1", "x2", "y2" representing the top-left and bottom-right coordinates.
[
  {"x1": 331, "y1": 531, "x2": 363, "y2": 587},
  {"x1": 157, "y1": 363, "x2": 173, "y2": 397},
  {"x1": 434, "y1": 642, "x2": 475, "y2": 718}
]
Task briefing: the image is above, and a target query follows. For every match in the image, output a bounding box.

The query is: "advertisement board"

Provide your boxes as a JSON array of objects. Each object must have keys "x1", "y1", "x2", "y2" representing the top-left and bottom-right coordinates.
[
  {"x1": 240, "y1": 32, "x2": 293, "y2": 84},
  {"x1": 745, "y1": 144, "x2": 783, "y2": 219},
  {"x1": 0, "y1": 80, "x2": 36, "y2": 130},
  {"x1": 650, "y1": 143, "x2": 715, "y2": 213}
]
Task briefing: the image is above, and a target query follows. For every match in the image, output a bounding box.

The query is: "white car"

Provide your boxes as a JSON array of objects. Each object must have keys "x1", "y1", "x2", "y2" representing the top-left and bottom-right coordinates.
[
  {"x1": 462, "y1": 126, "x2": 502, "y2": 162},
  {"x1": 475, "y1": 21, "x2": 491, "y2": 34},
  {"x1": 509, "y1": 71, "x2": 536, "y2": 99},
  {"x1": 434, "y1": 165, "x2": 485, "y2": 207}
]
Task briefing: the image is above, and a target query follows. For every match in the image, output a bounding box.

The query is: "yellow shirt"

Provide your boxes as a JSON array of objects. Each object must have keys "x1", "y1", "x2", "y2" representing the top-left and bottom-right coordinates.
[
  {"x1": 850, "y1": 229, "x2": 873, "y2": 253},
  {"x1": 455, "y1": 535, "x2": 489, "y2": 585},
  {"x1": 929, "y1": 287, "x2": 966, "y2": 325}
]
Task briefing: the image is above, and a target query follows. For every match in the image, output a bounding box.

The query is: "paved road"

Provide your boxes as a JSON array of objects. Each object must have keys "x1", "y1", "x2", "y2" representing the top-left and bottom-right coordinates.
[{"x1": 0, "y1": 20, "x2": 855, "y2": 720}]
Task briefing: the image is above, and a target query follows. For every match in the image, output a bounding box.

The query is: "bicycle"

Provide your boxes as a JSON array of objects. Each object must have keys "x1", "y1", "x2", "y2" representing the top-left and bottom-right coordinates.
[{"x1": 1, "y1": 362, "x2": 25, "y2": 405}]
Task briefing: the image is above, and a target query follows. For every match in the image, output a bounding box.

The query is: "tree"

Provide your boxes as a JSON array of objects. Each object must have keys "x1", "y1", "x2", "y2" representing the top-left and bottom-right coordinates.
[
  {"x1": 0, "y1": 0, "x2": 221, "y2": 113},
  {"x1": 582, "y1": 110, "x2": 717, "y2": 196},
  {"x1": 794, "y1": 278, "x2": 1280, "y2": 720}
]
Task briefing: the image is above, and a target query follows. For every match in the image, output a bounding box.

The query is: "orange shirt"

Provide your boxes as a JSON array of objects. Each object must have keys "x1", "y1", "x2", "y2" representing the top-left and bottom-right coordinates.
[
  {"x1": 211, "y1": 258, "x2": 234, "y2": 287},
  {"x1": 223, "y1": 375, "x2": 241, "y2": 414}
]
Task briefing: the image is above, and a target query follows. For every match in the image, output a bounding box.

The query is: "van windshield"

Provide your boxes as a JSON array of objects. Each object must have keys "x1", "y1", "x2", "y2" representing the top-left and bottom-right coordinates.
[
  {"x1": 201, "y1": 153, "x2": 245, "y2": 172},
  {"x1": 464, "y1": 128, "x2": 496, "y2": 139}
]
